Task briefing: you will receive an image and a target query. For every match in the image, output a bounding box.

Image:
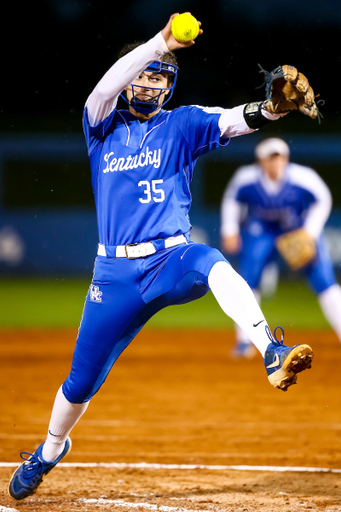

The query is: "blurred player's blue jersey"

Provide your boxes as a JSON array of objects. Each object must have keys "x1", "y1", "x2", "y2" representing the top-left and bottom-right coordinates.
[
  {"x1": 226, "y1": 163, "x2": 322, "y2": 237},
  {"x1": 83, "y1": 105, "x2": 229, "y2": 246}
]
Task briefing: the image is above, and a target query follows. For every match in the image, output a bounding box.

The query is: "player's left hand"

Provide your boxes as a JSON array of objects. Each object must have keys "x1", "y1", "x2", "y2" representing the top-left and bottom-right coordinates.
[
  {"x1": 161, "y1": 13, "x2": 203, "y2": 51},
  {"x1": 222, "y1": 234, "x2": 242, "y2": 254},
  {"x1": 260, "y1": 65, "x2": 322, "y2": 122}
]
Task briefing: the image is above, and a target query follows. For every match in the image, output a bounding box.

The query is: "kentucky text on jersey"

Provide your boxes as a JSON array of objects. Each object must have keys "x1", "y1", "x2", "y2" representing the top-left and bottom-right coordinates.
[
  {"x1": 83, "y1": 106, "x2": 230, "y2": 247},
  {"x1": 103, "y1": 147, "x2": 161, "y2": 173}
]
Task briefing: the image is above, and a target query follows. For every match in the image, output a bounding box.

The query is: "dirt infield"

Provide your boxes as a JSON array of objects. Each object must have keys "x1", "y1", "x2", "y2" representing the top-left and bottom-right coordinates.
[{"x1": 1, "y1": 328, "x2": 341, "y2": 511}]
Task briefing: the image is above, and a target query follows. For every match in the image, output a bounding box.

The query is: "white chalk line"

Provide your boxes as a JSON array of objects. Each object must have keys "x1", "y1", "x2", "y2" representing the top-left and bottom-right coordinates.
[
  {"x1": 0, "y1": 506, "x2": 19, "y2": 512},
  {"x1": 1, "y1": 461, "x2": 341, "y2": 473},
  {"x1": 78, "y1": 498, "x2": 213, "y2": 512},
  {"x1": 0, "y1": 500, "x2": 210, "y2": 512}
]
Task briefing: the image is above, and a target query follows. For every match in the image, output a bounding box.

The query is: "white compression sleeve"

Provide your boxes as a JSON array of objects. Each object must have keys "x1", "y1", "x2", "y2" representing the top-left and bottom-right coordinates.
[
  {"x1": 218, "y1": 103, "x2": 282, "y2": 139},
  {"x1": 42, "y1": 387, "x2": 89, "y2": 462},
  {"x1": 235, "y1": 289, "x2": 261, "y2": 344},
  {"x1": 318, "y1": 284, "x2": 341, "y2": 341},
  {"x1": 218, "y1": 105, "x2": 255, "y2": 138},
  {"x1": 85, "y1": 32, "x2": 169, "y2": 126},
  {"x1": 208, "y1": 261, "x2": 270, "y2": 356}
]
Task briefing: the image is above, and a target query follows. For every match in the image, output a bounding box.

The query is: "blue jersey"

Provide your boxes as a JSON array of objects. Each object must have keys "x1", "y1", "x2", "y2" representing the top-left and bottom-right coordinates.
[
  {"x1": 221, "y1": 162, "x2": 332, "y2": 238},
  {"x1": 83, "y1": 105, "x2": 229, "y2": 246}
]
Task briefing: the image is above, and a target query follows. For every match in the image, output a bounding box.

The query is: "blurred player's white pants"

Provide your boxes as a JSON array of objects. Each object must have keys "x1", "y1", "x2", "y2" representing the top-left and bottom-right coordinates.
[
  {"x1": 318, "y1": 283, "x2": 341, "y2": 341},
  {"x1": 260, "y1": 262, "x2": 279, "y2": 298}
]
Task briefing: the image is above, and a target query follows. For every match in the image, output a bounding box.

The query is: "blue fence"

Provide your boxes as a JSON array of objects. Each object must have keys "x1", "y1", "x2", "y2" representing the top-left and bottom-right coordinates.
[{"x1": 1, "y1": 133, "x2": 341, "y2": 276}]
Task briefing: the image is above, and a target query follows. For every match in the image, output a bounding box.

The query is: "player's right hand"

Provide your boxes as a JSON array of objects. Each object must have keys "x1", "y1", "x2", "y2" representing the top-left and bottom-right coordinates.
[
  {"x1": 222, "y1": 234, "x2": 242, "y2": 254},
  {"x1": 161, "y1": 13, "x2": 202, "y2": 51}
]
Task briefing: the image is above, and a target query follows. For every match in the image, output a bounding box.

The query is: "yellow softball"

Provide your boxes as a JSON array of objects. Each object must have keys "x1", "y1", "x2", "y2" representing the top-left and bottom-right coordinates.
[{"x1": 171, "y1": 13, "x2": 200, "y2": 43}]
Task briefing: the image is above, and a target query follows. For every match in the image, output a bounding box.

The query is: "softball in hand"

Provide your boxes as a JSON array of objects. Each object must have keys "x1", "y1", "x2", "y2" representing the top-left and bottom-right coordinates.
[{"x1": 171, "y1": 13, "x2": 200, "y2": 43}]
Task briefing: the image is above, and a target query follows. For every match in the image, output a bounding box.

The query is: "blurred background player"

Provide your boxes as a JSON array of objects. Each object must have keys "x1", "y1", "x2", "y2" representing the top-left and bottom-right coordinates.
[{"x1": 221, "y1": 137, "x2": 341, "y2": 358}]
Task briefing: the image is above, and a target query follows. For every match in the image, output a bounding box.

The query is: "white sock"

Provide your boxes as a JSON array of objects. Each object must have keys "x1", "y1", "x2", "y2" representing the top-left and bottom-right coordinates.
[
  {"x1": 318, "y1": 284, "x2": 341, "y2": 341},
  {"x1": 236, "y1": 289, "x2": 261, "y2": 345},
  {"x1": 208, "y1": 261, "x2": 271, "y2": 357},
  {"x1": 42, "y1": 387, "x2": 89, "y2": 462}
]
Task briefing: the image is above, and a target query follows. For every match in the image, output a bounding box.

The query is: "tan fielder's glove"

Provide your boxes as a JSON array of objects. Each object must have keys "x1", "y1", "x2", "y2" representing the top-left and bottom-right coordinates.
[
  {"x1": 275, "y1": 229, "x2": 317, "y2": 270},
  {"x1": 259, "y1": 64, "x2": 322, "y2": 122}
]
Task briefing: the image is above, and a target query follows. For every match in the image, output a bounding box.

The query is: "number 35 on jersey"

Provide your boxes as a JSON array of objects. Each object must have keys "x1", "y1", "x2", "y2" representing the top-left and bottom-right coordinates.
[{"x1": 138, "y1": 179, "x2": 165, "y2": 203}]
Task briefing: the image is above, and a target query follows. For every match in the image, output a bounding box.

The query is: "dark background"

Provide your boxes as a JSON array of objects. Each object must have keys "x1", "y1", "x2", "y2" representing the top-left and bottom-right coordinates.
[
  {"x1": 3, "y1": 0, "x2": 340, "y2": 135},
  {"x1": 1, "y1": 0, "x2": 341, "y2": 276}
]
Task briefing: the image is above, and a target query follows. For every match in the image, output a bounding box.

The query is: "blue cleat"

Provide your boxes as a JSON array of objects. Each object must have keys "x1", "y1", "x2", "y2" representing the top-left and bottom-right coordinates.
[
  {"x1": 230, "y1": 341, "x2": 257, "y2": 359},
  {"x1": 264, "y1": 326, "x2": 314, "y2": 391},
  {"x1": 9, "y1": 437, "x2": 72, "y2": 500}
]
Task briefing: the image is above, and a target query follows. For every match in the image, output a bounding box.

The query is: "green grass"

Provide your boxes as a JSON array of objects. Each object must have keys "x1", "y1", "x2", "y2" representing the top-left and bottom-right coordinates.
[
  {"x1": 0, "y1": 278, "x2": 89, "y2": 328},
  {"x1": 0, "y1": 278, "x2": 329, "y2": 330}
]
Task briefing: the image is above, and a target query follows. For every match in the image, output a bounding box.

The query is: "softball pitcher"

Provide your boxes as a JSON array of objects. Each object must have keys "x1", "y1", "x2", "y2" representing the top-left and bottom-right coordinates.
[{"x1": 9, "y1": 14, "x2": 314, "y2": 500}]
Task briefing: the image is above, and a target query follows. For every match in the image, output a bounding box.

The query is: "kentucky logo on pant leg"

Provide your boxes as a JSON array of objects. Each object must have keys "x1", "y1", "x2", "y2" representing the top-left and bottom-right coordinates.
[{"x1": 90, "y1": 285, "x2": 103, "y2": 302}]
